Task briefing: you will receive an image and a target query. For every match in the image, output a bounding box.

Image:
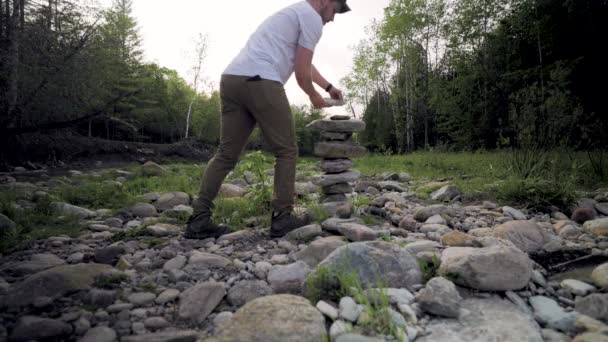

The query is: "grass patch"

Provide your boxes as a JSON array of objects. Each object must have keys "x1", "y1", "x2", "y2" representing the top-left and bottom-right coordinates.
[{"x1": 418, "y1": 255, "x2": 441, "y2": 283}]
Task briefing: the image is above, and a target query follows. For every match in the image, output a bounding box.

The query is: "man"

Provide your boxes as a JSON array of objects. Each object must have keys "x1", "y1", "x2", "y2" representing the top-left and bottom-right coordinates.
[{"x1": 185, "y1": 0, "x2": 351, "y2": 239}]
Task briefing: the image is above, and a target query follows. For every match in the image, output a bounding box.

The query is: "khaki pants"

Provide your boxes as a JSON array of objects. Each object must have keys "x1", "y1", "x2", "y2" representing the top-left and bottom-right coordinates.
[{"x1": 192, "y1": 74, "x2": 297, "y2": 215}]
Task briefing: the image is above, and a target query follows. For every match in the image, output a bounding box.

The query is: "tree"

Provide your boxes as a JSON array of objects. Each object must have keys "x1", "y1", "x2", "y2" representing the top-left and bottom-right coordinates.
[{"x1": 184, "y1": 33, "x2": 210, "y2": 139}]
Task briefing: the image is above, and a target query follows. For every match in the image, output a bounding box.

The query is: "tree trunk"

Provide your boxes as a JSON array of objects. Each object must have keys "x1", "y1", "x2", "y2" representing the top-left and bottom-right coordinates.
[
  {"x1": 7, "y1": 0, "x2": 20, "y2": 120},
  {"x1": 19, "y1": 0, "x2": 23, "y2": 28},
  {"x1": 47, "y1": 0, "x2": 52, "y2": 29},
  {"x1": 0, "y1": 0, "x2": 4, "y2": 41},
  {"x1": 185, "y1": 98, "x2": 194, "y2": 139}
]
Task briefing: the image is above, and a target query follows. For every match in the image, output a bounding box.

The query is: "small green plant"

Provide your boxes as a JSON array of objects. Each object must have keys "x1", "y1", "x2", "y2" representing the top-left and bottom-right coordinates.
[
  {"x1": 497, "y1": 177, "x2": 576, "y2": 212},
  {"x1": 418, "y1": 255, "x2": 441, "y2": 283},
  {"x1": 239, "y1": 151, "x2": 273, "y2": 212},
  {"x1": 94, "y1": 272, "x2": 128, "y2": 289}
]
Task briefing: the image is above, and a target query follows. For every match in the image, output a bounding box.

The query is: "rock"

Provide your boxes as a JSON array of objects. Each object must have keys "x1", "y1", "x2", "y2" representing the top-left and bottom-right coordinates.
[
  {"x1": 493, "y1": 220, "x2": 547, "y2": 253},
  {"x1": 80, "y1": 326, "x2": 117, "y2": 342},
  {"x1": 431, "y1": 185, "x2": 461, "y2": 202},
  {"x1": 10, "y1": 316, "x2": 72, "y2": 341},
  {"x1": 129, "y1": 203, "x2": 158, "y2": 218},
  {"x1": 561, "y1": 279, "x2": 596, "y2": 296},
  {"x1": 179, "y1": 281, "x2": 226, "y2": 324},
  {"x1": 572, "y1": 332, "x2": 608, "y2": 342},
  {"x1": 337, "y1": 223, "x2": 379, "y2": 242},
  {"x1": 94, "y1": 245, "x2": 125, "y2": 265},
  {"x1": 314, "y1": 142, "x2": 367, "y2": 159},
  {"x1": 321, "y1": 159, "x2": 354, "y2": 174},
  {"x1": 141, "y1": 161, "x2": 168, "y2": 177},
  {"x1": 339, "y1": 297, "x2": 362, "y2": 322},
  {"x1": 155, "y1": 288, "x2": 180, "y2": 304},
  {"x1": 227, "y1": 280, "x2": 273, "y2": 307},
  {"x1": 591, "y1": 263, "x2": 608, "y2": 289},
  {"x1": 163, "y1": 255, "x2": 187, "y2": 272},
  {"x1": 336, "y1": 203, "x2": 354, "y2": 219},
  {"x1": 399, "y1": 215, "x2": 418, "y2": 231},
  {"x1": 572, "y1": 208, "x2": 598, "y2": 224},
  {"x1": 13, "y1": 253, "x2": 66, "y2": 276},
  {"x1": 268, "y1": 261, "x2": 311, "y2": 294},
  {"x1": 575, "y1": 294, "x2": 608, "y2": 322},
  {"x1": 502, "y1": 206, "x2": 527, "y2": 220},
  {"x1": 189, "y1": 250, "x2": 232, "y2": 269},
  {"x1": 438, "y1": 243, "x2": 532, "y2": 291},
  {"x1": 317, "y1": 300, "x2": 339, "y2": 320},
  {"x1": 417, "y1": 297, "x2": 543, "y2": 342},
  {"x1": 354, "y1": 181, "x2": 381, "y2": 193},
  {"x1": 427, "y1": 214, "x2": 448, "y2": 225},
  {"x1": 219, "y1": 183, "x2": 246, "y2": 198},
  {"x1": 51, "y1": 202, "x2": 96, "y2": 219},
  {"x1": 335, "y1": 334, "x2": 383, "y2": 342},
  {"x1": 416, "y1": 277, "x2": 462, "y2": 317},
  {"x1": 144, "y1": 317, "x2": 170, "y2": 330},
  {"x1": 295, "y1": 236, "x2": 348, "y2": 267},
  {"x1": 207, "y1": 294, "x2": 326, "y2": 342},
  {"x1": 128, "y1": 292, "x2": 156, "y2": 306},
  {"x1": 0, "y1": 263, "x2": 111, "y2": 308},
  {"x1": 285, "y1": 224, "x2": 323, "y2": 242},
  {"x1": 404, "y1": 240, "x2": 441, "y2": 254},
  {"x1": 0, "y1": 182, "x2": 37, "y2": 200},
  {"x1": 530, "y1": 296, "x2": 577, "y2": 333},
  {"x1": 120, "y1": 330, "x2": 199, "y2": 342},
  {"x1": 213, "y1": 311, "x2": 233, "y2": 328},
  {"x1": 541, "y1": 329, "x2": 571, "y2": 342},
  {"x1": 584, "y1": 218, "x2": 608, "y2": 237},
  {"x1": 441, "y1": 231, "x2": 475, "y2": 247},
  {"x1": 311, "y1": 241, "x2": 422, "y2": 291},
  {"x1": 420, "y1": 223, "x2": 451, "y2": 235},
  {"x1": 295, "y1": 182, "x2": 317, "y2": 195},
  {"x1": 321, "y1": 217, "x2": 364, "y2": 232},
  {"x1": 164, "y1": 205, "x2": 194, "y2": 219},
  {"x1": 0, "y1": 213, "x2": 15, "y2": 233},
  {"x1": 86, "y1": 289, "x2": 116, "y2": 308},
  {"x1": 322, "y1": 182, "x2": 353, "y2": 194},
  {"x1": 312, "y1": 170, "x2": 361, "y2": 187},
  {"x1": 414, "y1": 205, "x2": 448, "y2": 222},
  {"x1": 378, "y1": 181, "x2": 408, "y2": 192},
  {"x1": 329, "y1": 320, "x2": 352, "y2": 339},
  {"x1": 307, "y1": 119, "x2": 366, "y2": 133},
  {"x1": 595, "y1": 203, "x2": 608, "y2": 216},
  {"x1": 154, "y1": 191, "x2": 190, "y2": 211},
  {"x1": 146, "y1": 223, "x2": 181, "y2": 237}
]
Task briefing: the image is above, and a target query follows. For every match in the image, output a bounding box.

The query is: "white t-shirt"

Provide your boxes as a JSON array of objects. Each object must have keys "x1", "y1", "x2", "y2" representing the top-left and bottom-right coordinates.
[{"x1": 223, "y1": 1, "x2": 323, "y2": 85}]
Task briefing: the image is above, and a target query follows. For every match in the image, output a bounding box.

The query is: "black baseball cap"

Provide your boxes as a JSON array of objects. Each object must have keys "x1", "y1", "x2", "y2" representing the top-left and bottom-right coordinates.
[{"x1": 336, "y1": 0, "x2": 351, "y2": 14}]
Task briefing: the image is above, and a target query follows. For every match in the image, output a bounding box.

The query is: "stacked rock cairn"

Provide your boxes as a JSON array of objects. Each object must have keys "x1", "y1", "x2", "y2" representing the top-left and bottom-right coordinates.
[{"x1": 306, "y1": 113, "x2": 367, "y2": 211}]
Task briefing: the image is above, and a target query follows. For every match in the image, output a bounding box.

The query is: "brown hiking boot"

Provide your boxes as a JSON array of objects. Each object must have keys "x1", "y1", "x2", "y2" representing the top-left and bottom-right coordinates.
[
  {"x1": 184, "y1": 213, "x2": 230, "y2": 239},
  {"x1": 270, "y1": 209, "x2": 313, "y2": 238}
]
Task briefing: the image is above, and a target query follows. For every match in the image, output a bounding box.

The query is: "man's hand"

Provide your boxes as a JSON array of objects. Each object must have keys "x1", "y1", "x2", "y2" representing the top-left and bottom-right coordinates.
[
  {"x1": 310, "y1": 91, "x2": 327, "y2": 109},
  {"x1": 328, "y1": 86, "x2": 343, "y2": 101}
]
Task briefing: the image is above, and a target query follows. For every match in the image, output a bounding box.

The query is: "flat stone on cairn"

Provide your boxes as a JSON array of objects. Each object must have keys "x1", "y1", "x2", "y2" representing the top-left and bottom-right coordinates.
[{"x1": 307, "y1": 115, "x2": 367, "y2": 206}]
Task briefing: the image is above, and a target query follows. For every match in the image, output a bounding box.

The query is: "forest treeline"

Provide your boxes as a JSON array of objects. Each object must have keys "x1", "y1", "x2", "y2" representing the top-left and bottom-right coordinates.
[
  {"x1": 0, "y1": 0, "x2": 606, "y2": 167},
  {"x1": 344, "y1": 0, "x2": 607, "y2": 153}
]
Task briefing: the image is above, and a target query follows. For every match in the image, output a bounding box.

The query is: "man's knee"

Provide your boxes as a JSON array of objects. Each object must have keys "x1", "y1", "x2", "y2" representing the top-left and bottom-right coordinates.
[
  {"x1": 273, "y1": 143, "x2": 298, "y2": 159},
  {"x1": 213, "y1": 147, "x2": 241, "y2": 167}
]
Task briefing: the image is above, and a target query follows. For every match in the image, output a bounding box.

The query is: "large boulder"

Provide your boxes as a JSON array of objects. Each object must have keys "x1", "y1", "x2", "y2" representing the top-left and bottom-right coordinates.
[
  {"x1": 12, "y1": 253, "x2": 66, "y2": 276},
  {"x1": 207, "y1": 295, "x2": 326, "y2": 342},
  {"x1": 591, "y1": 263, "x2": 608, "y2": 289},
  {"x1": 438, "y1": 243, "x2": 532, "y2": 291},
  {"x1": 493, "y1": 220, "x2": 547, "y2": 253},
  {"x1": 309, "y1": 241, "x2": 422, "y2": 291},
  {"x1": 10, "y1": 316, "x2": 72, "y2": 341},
  {"x1": 417, "y1": 297, "x2": 543, "y2": 342},
  {"x1": 1, "y1": 263, "x2": 112, "y2": 308},
  {"x1": 583, "y1": 218, "x2": 608, "y2": 237}
]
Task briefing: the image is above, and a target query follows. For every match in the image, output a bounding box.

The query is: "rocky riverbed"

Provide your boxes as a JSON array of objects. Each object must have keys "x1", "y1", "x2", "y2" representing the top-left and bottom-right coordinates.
[{"x1": 1, "y1": 162, "x2": 608, "y2": 342}]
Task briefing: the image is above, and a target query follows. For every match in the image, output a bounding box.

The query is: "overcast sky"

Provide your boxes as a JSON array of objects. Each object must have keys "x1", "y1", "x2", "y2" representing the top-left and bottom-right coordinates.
[{"x1": 104, "y1": 0, "x2": 390, "y2": 113}]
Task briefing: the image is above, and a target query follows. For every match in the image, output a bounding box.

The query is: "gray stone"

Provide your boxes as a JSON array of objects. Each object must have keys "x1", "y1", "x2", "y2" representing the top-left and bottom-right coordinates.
[
  {"x1": 431, "y1": 185, "x2": 461, "y2": 202},
  {"x1": 321, "y1": 159, "x2": 354, "y2": 174},
  {"x1": 144, "y1": 317, "x2": 169, "y2": 330},
  {"x1": 13, "y1": 253, "x2": 66, "y2": 276},
  {"x1": 163, "y1": 255, "x2": 187, "y2": 272},
  {"x1": 416, "y1": 277, "x2": 462, "y2": 317},
  {"x1": 295, "y1": 236, "x2": 348, "y2": 267},
  {"x1": 312, "y1": 170, "x2": 361, "y2": 187},
  {"x1": 530, "y1": 296, "x2": 577, "y2": 333},
  {"x1": 79, "y1": 326, "x2": 117, "y2": 342},
  {"x1": 146, "y1": 223, "x2": 181, "y2": 237},
  {"x1": 120, "y1": 330, "x2": 199, "y2": 342},
  {"x1": 314, "y1": 142, "x2": 367, "y2": 159},
  {"x1": 219, "y1": 183, "x2": 246, "y2": 198},
  {"x1": 414, "y1": 205, "x2": 449, "y2": 222},
  {"x1": 575, "y1": 293, "x2": 608, "y2": 322},
  {"x1": 329, "y1": 320, "x2": 352, "y2": 339},
  {"x1": 129, "y1": 203, "x2": 158, "y2": 218},
  {"x1": 378, "y1": 181, "x2": 408, "y2": 192},
  {"x1": 337, "y1": 223, "x2": 379, "y2": 242},
  {"x1": 94, "y1": 245, "x2": 125, "y2": 265},
  {"x1": 307, "y1": 119, "x2": 366, "y2": 133},
  {"x1": 311, "y1": 241, "x2": 422, "y2": 290},
  {"x1": 339, "y1": 296, "x2": 362, "y2": 322},
  {"x1": 591, "y1": 263, "x2": 608, "y2": 289},
  {"x1": 541, "y1": 329, "x2": 570, "y2": 342},
  {"x1": 128, "y1": 292, "x2": 156, "y2": 306},
  {"x1": 595, "y1": 203, "x2": 608, "y2": 216},
  {"x1": 285, "y1": 224, "x2": 323, "y2": 242},
  {"x1": 141, "y1": 161, "x2": 168, "y2": 177},
  {"x1": 51, "y1": 202, "x2": 96, "y2": 219},
  {"x1": 213, "y1": 311, "x2": 233, "y2": 328},
  {"x1": 154, "y1": 191, "x2": 190, "y2": 211},
  {"x1": 502, "y1": 206, "x2": 527, "y2": 220},
  {"x1": 426, "y1": 214, "x2": 448, "y2": 225},
  {"x1": 188, "y1": 250, "x2": 232, "y2": 269},
  {"x1": 438, "y1": 243, "x2": 532, "y2": 291},
  {"x1": 321, "y1": 131, "x2": 352, "y2": 141},
  {"x1": 0, "y1": 263, "x2": 111, "y2": 308},
  {"x1": 179, "y1": 281, "x2": 226, "y2": 324},
  {"x1": 295, "y1": 182, "x2": 317, "y2": 195},
  {"x1": 417, "y1": 297, "x2": 542, "y2": 342},
  {"x1": 317, "y1": 300, "x2": 339, "y2": 320},
  {"x1": 227, "y1": 280, "x2": 273, "y2": 307},
  {"x1": 322, "y1": 182, "x2": 353, "y2": 194},
  {"x1": 86, "y1": 289, "x2": 116, "y2": 308},
  {"x1": 335, "y1": 334, "x2": 383, "y2": 342},
  {"x1": 10, "y1": 316, "x2": 72, "y2": 341},
  {"x1": 207, "y1": 294, "x2": 326, "y2": 342},
  {"x1": 561, "y1": 279, "x2": 596, "y2": 296},
  {"x1": 155, "y1": 288, "x2": 180, "y2": 304},
  {"x1": 321, "y1": 217, "x2": 364, "y2": 233},
  {"x1": 163, "y1": 205, "x2": 194, "y2": 219},
  {"x1": 493, "y1": 220, "x2": 547, "y2": 253},
  {"x1": 268, "y1": 261, "x2": 311, "y2": 294}
]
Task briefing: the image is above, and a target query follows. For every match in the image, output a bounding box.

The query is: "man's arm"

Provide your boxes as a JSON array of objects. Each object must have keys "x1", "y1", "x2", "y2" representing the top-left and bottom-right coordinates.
[
  {"x1": 295, "y1": 46, "x2": 325, "y2": 109},
  {"x1": 312, "y1": 64, "x2": 343, "y2": 101}
]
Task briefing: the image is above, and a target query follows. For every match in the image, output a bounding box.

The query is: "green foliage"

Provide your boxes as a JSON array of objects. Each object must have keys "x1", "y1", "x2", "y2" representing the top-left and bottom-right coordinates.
[
  {"x1": 418, "y1": 255, "x2": 441, "y2": 283},
  {"x1": 497, "y1": 177, "x2": 576, "y2": 212},
  {"x1": 236, "y1": 151, "x2": 272, "y2": 212}
]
